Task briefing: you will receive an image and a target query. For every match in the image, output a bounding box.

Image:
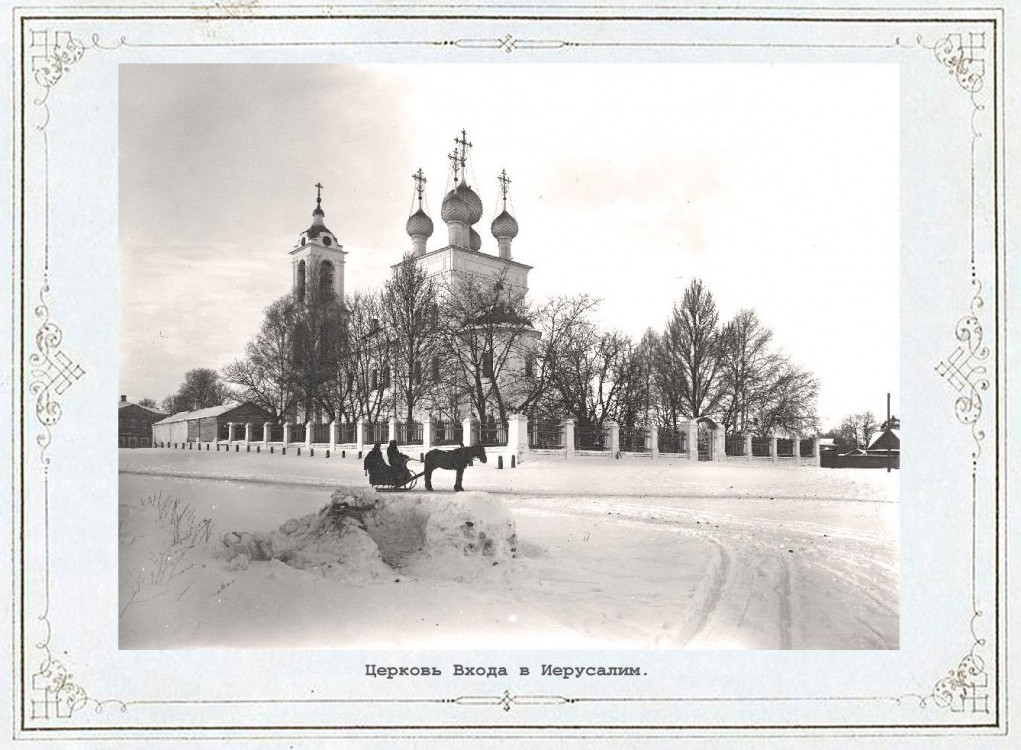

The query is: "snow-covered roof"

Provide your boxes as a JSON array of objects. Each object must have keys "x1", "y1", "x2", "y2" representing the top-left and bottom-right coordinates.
[
  {"x1": 153, "y1": 402, "x2": 242, "y2": 425},
  {"x1": 867, "y1": 428, "x2": 901, "y2": 450},
  {"x1": 119, "y1": 399, "x2": 165, "y2": 416}
]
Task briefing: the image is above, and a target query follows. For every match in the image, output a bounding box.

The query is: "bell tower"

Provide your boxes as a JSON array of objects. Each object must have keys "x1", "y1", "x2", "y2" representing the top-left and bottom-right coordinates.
[{"x1": 290, "y1": 183, "x2": 347, "y2": 304}]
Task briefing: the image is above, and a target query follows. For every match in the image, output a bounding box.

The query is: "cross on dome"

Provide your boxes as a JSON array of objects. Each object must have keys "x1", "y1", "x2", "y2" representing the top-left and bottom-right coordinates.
[
  {"x1": 455, "y1": 129, "x2": 472, "y2": 175},
  {"x1": 412, "y1": 168, "x2": 427, "y2": 204},
  {"x1": 498, "y1": 169, "x2": 511, "y2": 206}
]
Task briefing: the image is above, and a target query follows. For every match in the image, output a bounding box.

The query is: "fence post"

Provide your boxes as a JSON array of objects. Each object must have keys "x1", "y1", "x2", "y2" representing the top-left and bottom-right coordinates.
[
  {"x1": 713, "y1": 427, "x2": 725, "y2": 462},
  {"x1": 561, "y1": 418, "x2": 575, "y2": 458},
  {"x1": 227, "y1": 422, "x2": 236, "y2": 443},
  {"x1": 244, "y1": 422, "x2": 252, "y2": 446},
  {"x1": 686, "y1": 420, "x2": 699, "y2": 460},
  {"x1": 792, "y1": 433, "x2": 801, "y2": 466},
  {"x1": 355, "y1": 419, "x2": 366, "y2": 453},
  {"x1": 649, "y1": 423, "x2": 659, "y2": 459},
  {"x1": 744, "y1": 432, "x2": 753, "y2": 462},
  {"x1": 283, "y1": 422, "x2": 291, "y2": 445},
  {"x1": 263, "y1": 422, "x2": 272, "y2": 449},
  {"x1": 607, "y1": 421, "x2": 620, "y2": 458},
  {"x1": 462, "y1": 416, "x2": 478, "y2": 447},
  {"x1": 305, "y1": 421, "x2": 313, "y2": 448},
  {"x1": 769, "y1": 434, "x2": 778, "y2": 463},
  {"x1": 388, "y1": 417, "x2": 398, "y2": 445},
  {"x1": 814, "y1": 436, "x2": 822, "y2": 467},
  {"x1": 329, "y1": 420, "x2": 338, "y2": 452},
  {"x1": 507, "y1": 413, "x2": 528, "y2": 462},
  {"x1": 422, "y1": 416, "x2": 433, "y2": 452}
]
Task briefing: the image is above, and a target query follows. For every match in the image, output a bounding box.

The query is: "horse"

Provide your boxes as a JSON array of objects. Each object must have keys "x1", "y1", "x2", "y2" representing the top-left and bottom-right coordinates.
[{"x1": 423, "y1": 444, "x2": 487, "y2": 492}]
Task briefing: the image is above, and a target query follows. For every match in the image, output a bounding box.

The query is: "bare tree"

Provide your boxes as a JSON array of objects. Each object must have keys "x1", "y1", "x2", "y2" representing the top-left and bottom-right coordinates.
[
  {"x1": 654, "y1": 278, "x2": 722, "y2": 424},
  {"x1": 838, "y1": 410, "x2": 879, "y2": 449},
  {"x1": 512, "y1": 293, "x2": 601, "y2": 420},
  {"x1": 137, "y1": 397, "x2": 158, "y2": 409},
  {"x1": 174, "y1": 368, "x2": 232, "y2": 411},
  {"x1": 435, "y1": 270, "x2": 535, "y2": 425},
  {"x1": 749, "y1": 358, "x2": 820, "y2": 436},
  {"x1": 344, "y1": 291, "x2": 389, "y2": 423},
  {"x1": 222, "y1": 296, "x2": 300, "y2": 419},
  {"x1": 379, "y1": 254, "x2": 441, "y2": 425}
]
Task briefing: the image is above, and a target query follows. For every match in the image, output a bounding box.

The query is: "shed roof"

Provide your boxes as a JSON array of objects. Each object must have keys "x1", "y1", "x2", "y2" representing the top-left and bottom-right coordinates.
[
  {"x1": 153, "y1": 402, "x2": 247, "y2": 426},
  {"x1": 867, "y1": 428, "x2": 901, "y2": 451},
  {"x1": 119, "y1": 399, "x2": 166, "y2": 417}
]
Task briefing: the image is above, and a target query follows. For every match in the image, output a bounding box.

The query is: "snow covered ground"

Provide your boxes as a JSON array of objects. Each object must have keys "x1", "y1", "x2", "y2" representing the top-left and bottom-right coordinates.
[{"x1": 119, "y1": 448, "x2": 899, "y2": 650}]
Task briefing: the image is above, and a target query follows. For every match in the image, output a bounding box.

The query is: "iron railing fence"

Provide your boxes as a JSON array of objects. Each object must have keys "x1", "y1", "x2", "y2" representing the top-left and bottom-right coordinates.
[
  {"x1": 312, "y1": 424, "x2": 331, "y2": 444},
  {"x1": 367, "y1": 421, "x2": 388, "y2": 445},
  {"x1": 657, "y1": 428, "x2": 687, "y2": 454},
  {"x1": 290, "y1": 424, "x2": 307, "y2": 444},
  {"x1": 800, "y1": 438, "x2": 816, "y2": 458},
  {"x1": 268, "y1": 423, "x2": 285, "y2": 442},
  {"x1": 574, "y1": 424, "x2": 608, "y2": 451},
  {"x1": 338, "y1": 423, "x2": 356, "y2": 444},
  {"x1": 752, "y1": 437, "x2": 771, "y2": 457},
  {"x1": 433, "y1": 422, "x2": 463, "y2": 446},
  {"x1": 479, "y1": 423, "x2": 508, "y2": 447},
  {"x1": 529, "y1": 422, "x2": 564, "y2": 449},
  {"x1": 248, "y1": 423, "x2": 264, "y2": 442},
  {"x1": 618, "y1": 428, "x2": 649, "y2": 452},
  {"x1": 396, "y1": 421, "x2": 424, "y2": 445},
  {"x1": 725, "y1": 435, "x2": 746, "y2": 457},
  {"x1": 776, "y1": 438, "x2": 795, "y2": 457}
]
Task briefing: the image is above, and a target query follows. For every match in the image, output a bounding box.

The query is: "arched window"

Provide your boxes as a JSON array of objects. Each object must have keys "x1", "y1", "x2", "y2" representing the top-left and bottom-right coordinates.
[
  {"x1": 319, "y1": 261, "x2": 334, "y2": 299},
  {"x1": 296, "y1": 260, "x2": 306, "y2": 301}
]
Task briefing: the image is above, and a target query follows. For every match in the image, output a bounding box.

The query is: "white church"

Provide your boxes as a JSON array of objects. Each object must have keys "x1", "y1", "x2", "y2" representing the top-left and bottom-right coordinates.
[{"x1": 286, "y1": 129, "x2": 537, "y2": 427}]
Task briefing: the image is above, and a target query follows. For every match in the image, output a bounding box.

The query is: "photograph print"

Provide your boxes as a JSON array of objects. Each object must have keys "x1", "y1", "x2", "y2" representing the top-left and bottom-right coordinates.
[{"x1": 118, "y1": 63, "x2": 900, "y2": 650}]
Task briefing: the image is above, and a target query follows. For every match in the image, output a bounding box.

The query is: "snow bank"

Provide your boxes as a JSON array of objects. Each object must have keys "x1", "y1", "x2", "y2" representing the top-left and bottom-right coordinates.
[
  {"x1": 420, "y1": 492, "x2": 518, "y2": 559},
  {"x1": 220, "y1": 486, "x2": 391, "y2": 581},
  {"x1": 220, "y1": 486, "x2": 518, "y2": 580}
]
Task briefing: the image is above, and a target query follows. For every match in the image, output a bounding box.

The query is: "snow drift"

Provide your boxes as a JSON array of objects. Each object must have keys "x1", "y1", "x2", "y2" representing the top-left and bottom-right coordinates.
[{"x1": 220, "y1": 486, "x2": 518, "y2": 579}]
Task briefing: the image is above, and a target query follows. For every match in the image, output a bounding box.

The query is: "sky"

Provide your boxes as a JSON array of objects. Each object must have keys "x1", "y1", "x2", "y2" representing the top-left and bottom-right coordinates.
[{"x1": 119, "y1": 64, "x2": 899, "y2": 428}]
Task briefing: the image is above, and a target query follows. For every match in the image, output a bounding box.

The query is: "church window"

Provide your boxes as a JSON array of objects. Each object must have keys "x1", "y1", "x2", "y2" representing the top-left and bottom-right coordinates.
[
  {"x1": 414, "y1": 360, "x2": 422, "y2": 385},
  {"x1": 322, "y1": 235, "x2": 332, "y2": 247},
  {"x1": 371, "y1": 369, "x2": 378, "y2": 391},
  {"x1": 524, "y1": 354, "x2": 534, "y2": 378},
  {"x1": 482, "y1": 350, "x2": 494, "y2": 379},
  {"x1": 296, "y1": 260, "x2": 306, "y2": 301},
  {"x1": 432, "y1": 355, "x2": 440, "y2": 381},
  {"x1": 319, "y1": 261, "x2": 334, "y2": 299},
  {"x1": 382, "y1": 366, "x2": 391, "y2": 390}
]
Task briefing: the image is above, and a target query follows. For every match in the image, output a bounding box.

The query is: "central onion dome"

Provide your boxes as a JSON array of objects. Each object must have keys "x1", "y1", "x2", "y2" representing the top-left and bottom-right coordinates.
[
  {"x1": 491, "y1": 209, "x2": 519, "y2": 240},
  {"x1": 440, "y1": 188, "x2": 471, "y2": 224},
  {"x1": 455, "y1": 179, "x2": 484, "y2": 225},
  {"x1": 469, "y1": 228, "x2": 482, "y2": 252},
  {"x1": 406, "y1": 207, "x2": 434, "y2": 238}
]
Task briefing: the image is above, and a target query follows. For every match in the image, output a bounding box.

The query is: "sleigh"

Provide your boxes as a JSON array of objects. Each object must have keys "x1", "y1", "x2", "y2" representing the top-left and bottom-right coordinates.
[{"x1": 366, "y1": 465, "x2": 425, "y2": 492}]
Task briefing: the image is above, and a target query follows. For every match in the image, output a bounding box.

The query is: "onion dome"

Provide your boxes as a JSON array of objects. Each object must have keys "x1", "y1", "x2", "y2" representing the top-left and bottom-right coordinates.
[
  {"x1": 455, "y1": 179, "x2": 484, "y2": 225},
  {"x1": 469, "y1": 228, "x2": 482, "y2": 252},
  {"x1": 405, "y1": 207, "x2": 434, "y2": 238},
  {"x1": 306, "y1": 202, "x2": 333, "y2": 239},
  {"x1": 491, "y1": 209, "x2": 519, "y2": 240},
  {"x1": 440, "y1": 188, "x2": 471, "y2": 224}
]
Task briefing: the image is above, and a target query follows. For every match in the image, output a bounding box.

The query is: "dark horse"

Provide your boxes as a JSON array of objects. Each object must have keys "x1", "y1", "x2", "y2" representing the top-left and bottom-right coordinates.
[{"x1": 424, "y1": 444, "x2": 487, "y2": 492}]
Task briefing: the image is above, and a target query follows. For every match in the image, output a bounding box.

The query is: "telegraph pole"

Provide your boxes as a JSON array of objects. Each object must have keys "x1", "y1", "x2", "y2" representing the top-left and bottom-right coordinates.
[{"x1": 886, "y1": 392, "x2": 891, "y2": 473}]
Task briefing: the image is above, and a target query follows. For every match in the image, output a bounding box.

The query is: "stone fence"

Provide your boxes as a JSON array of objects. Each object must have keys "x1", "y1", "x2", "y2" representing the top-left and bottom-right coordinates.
[{"x1": 152, "y1": 414, "x2": 824, "y2": 466}]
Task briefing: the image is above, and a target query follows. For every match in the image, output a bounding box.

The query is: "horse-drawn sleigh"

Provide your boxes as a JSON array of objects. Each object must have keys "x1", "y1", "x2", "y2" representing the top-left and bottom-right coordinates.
[{"x1": 364, "y1": 440, "x2": 487, "y2": 492}]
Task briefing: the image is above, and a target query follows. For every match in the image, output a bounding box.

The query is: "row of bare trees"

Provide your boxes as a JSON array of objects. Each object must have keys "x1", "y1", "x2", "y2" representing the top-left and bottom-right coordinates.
[{"x1": 209, "y1": 260, "x2": 818, "y2": 438}]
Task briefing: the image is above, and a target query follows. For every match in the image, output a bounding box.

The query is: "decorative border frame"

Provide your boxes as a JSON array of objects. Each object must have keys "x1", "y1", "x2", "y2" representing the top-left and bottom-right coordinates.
[{"x1": 10, "y1": 3, "x2": 1007, "y2": 739}]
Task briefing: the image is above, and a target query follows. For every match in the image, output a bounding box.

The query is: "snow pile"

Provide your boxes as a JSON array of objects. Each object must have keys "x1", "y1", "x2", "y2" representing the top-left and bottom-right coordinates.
[
  {"x1": 420, "y1": 492, "x2": 518, "y2": 559},
  {"x1": 220, "y1": 486, "x2": 391, "y2": 581},
  {"x1": 219, "y1": 486, "x2": 519, "y2": 581}
]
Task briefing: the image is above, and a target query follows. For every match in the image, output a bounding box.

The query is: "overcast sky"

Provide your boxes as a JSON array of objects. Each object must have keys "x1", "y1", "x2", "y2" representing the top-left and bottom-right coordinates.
[{"x1": 119, "y1": 63, "x2": 898, "y2": 428}]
